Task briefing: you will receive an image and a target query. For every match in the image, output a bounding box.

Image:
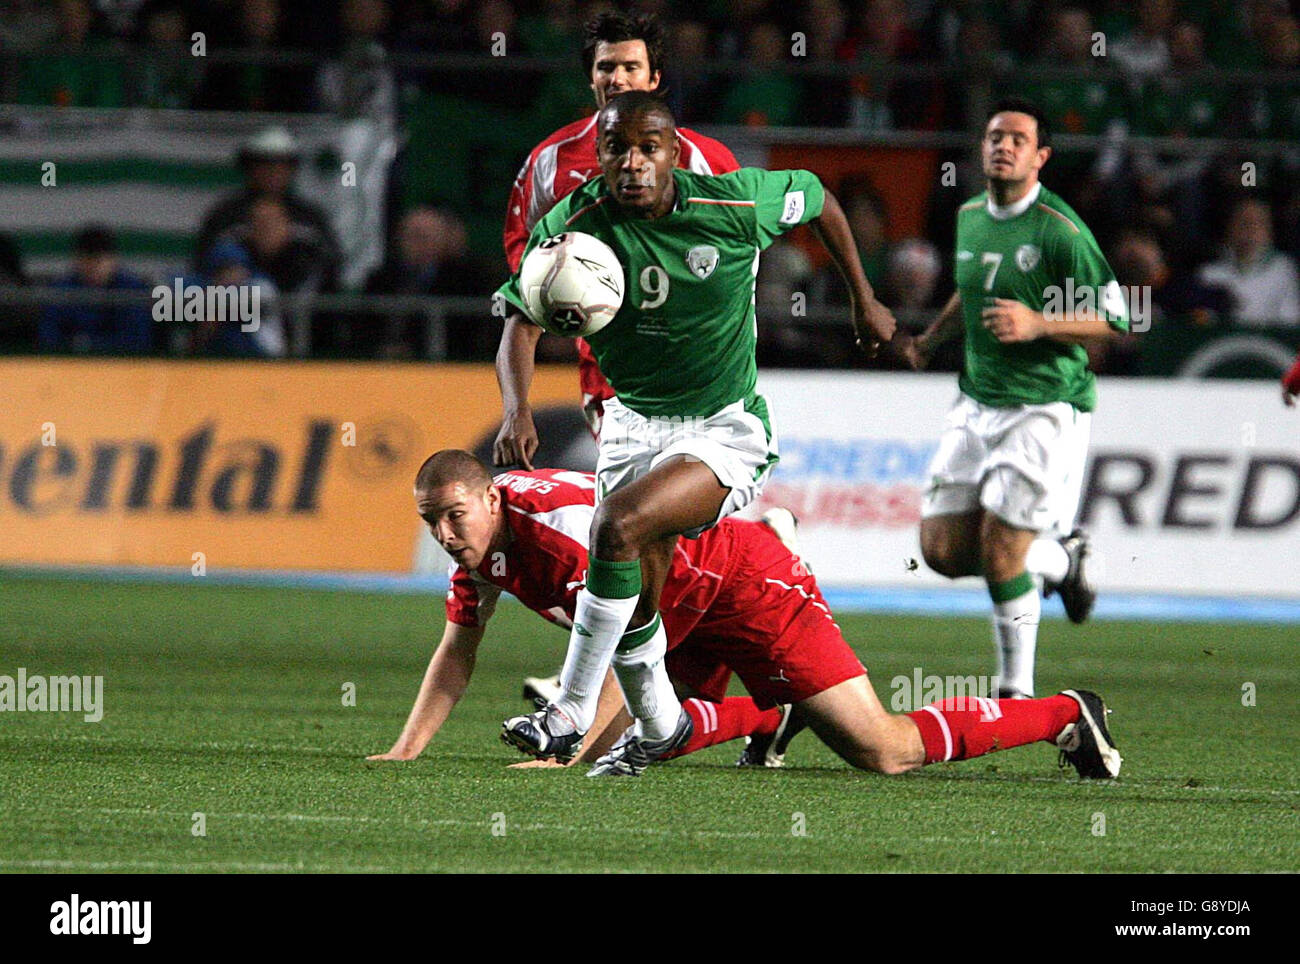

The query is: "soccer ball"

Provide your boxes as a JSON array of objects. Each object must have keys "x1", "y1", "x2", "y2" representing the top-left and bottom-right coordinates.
[{"x1": 518, "y1": 232, "x2": 624, "y2": 337}]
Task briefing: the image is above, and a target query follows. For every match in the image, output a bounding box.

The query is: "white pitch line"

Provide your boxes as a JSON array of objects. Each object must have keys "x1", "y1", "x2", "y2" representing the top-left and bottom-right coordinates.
[
  {"x1": 15, "y1": 806, "x2": 767, "y2": 840},
  {"x1": 0, "y1": 858, "x2": 399, "y2": 873}
]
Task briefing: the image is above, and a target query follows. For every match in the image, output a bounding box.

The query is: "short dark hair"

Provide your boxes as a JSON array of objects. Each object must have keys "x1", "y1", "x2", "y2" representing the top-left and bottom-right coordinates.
[
  {"x1": 414, "y1": 449, "x2": 493, "y2": 493},
  {"x1": 987, "y1": 97, "x2": 1051, "y2": 148},
  {"x1": 581, "y1": 9, "x2": 666, "y2": 78},
  {"x1": 597, "y1": 89, "x2": 676, "y2": 131},
  {"x1": 73, "y1": 225, "x2": 116, "y2": 255}
]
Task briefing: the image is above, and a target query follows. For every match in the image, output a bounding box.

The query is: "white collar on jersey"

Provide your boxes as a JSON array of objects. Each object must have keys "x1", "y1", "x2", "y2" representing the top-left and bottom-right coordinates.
[{"x1": 986, "y1": 181, "x2": 1042, "y2": 220}]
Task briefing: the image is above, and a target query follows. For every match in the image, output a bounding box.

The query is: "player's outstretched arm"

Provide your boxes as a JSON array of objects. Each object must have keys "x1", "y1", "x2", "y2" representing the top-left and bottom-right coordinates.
[
  {"x1": 911, "y1": 292, "x2": 963, "y2": 368},
  {"x1": 367, "y1": 621, "x2": 485, "y2": 761},
  {"x1": 493, "y1": 312, "x2": 544, "y2": 468},
  {"x1": 810, "y1": 189, "x2": 898, "y2": 356}
]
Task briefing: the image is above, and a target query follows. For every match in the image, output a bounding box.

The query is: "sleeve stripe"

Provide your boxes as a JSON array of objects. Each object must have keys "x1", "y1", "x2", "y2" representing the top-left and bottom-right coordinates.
[
  {"x1": 686, "y1": 197, "x2": 755, "y2": 206},
  {"x1": 1036, "y1": 203, "x2": 1081, "y2": 233},
  {"x1": 564, "y1": 196, "x2": 608, "y2": 225},
  {"x1": 507, "y1": 502, "x2": 594, "y2": 548},
  {"x1": 527, "y1": 145, "x2": 556, "y2": 232}
]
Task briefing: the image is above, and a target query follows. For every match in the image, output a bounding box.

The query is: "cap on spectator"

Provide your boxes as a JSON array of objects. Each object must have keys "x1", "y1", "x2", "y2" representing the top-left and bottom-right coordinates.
[
  {"x1": 205, "y1": 240, "x2": 253, "y2": 273},
  {"x1": 238, "y1": 126, "x2": 300, "y2": 163},
  {"x1": 73, "y1": 225, "x2": 117, "y2": 255}
]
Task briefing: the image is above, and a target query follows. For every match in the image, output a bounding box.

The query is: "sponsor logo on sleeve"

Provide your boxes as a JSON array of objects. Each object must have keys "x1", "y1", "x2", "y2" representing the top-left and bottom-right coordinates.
[{"x1": 779, "y1": 191, "x2": 806, "y2": 225}]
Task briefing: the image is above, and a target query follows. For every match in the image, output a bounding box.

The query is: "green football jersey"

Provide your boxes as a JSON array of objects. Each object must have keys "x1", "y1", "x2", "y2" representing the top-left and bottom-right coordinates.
[
  {"x1": 954, "y1": 184, "x2": 1129, "y2": 412},
  {"x1": 498, "y1": 167, "x2": 825, "y2": 418}
]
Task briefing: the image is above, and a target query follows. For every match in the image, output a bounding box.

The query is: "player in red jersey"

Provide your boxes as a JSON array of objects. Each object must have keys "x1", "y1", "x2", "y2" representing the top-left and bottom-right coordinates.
[
  {"x1": 369, "y1": 450, "x2": 1123, "y2": 780},
  {"x1": 500, "y1": 9, "x2": 739, "y2": 444},
  {"x1": 1283, "y1": 347, "x2": 1300, "y2": 407}
]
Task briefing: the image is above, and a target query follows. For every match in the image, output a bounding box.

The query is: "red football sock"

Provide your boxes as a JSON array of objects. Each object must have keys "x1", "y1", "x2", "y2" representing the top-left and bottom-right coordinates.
[
  {"x1": 906, "y1": 694, "x2": 1079, "y2": 764},
  {"x1": 662, "y1": 697, "x2": 782, "y2": 759}
]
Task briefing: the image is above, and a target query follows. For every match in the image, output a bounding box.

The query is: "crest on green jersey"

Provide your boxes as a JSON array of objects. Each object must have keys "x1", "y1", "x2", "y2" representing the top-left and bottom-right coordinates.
[
  {"x1": 1015, "y1": 244, "x2": 1041, "y2": 271},
  {"x1": 686, "y1": 245, "x2": 720, "y2": 280}
]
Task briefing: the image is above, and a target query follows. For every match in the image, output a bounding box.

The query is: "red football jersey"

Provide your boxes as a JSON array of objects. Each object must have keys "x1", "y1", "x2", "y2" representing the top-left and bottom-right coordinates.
[
  {"x1": 503, "y1": 114, "x2": 741, "y2": 412},
  {"x1": 445, "y1": 468, "x2": 742, "y2": 646},
  {"x1": 503, "y1": 114, "x2": 741, "y2": 272},
  {"x1": 1284, "y1": 349, "x2": 1300, "y2": 394}
]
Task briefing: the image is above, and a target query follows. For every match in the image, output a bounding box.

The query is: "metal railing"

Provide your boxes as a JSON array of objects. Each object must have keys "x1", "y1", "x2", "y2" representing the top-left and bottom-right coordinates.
[{"x1": 0, "y1": 286, "x2": 909, "y2": 360}]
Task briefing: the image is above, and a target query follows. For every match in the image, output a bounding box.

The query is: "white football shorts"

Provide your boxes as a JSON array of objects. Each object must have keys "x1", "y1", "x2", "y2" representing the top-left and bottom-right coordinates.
[
  {"x1": 595, "y1": 395, "x2": 779, "y2": 537},
  {"x1": 921, "y1": 392, "x2": 1090, "y2": 535}
]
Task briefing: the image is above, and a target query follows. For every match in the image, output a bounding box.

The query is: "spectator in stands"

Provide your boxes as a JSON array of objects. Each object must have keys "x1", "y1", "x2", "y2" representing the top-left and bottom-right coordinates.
[
  {"x1": 713, "y1": 0, "x2": 775, "y2": 61},
  {"x1": 755, "y1": 236, "x2": 823, "y2": 366},
  {"x1": 394, "y1": 0, "x2": 472, "y2": 52},
  {"x1": 811, "y1": 179, "x2": 891, "y2": 303},
  {"x1": 719, "y1": 22, "x2": 801, "y2": 127},
  {"x1": 1198, "y1": 198, "x2": 1300, "y2": 327},
  {"x1": 230, "y1": 196, "x2": 338, "y2": 297},
  {"x1": 0, "y1": 233, "x2": 32, "y2": 352},
  {"x1": 803, "y1": 0, "x2": 848, "y2": 63},
  {"x1": 837, "y1": 0, "x2": 937, "y2": 130},
  {"x1": 196, "y1": 126, "x2": 340, "y2": 274},
  {"x1": 881, "y1": 239, "x2": 944, "y2": 316},
  {"x1": 37, "y1": 226, "x2": 152, "y2": 355},
  {"x1": 1111, "y1": 0, "x2": 1175, "y2": 80},
  {"x1": 17, "y1": 0, "x2": 125, "y2": 107},
  {"x1": 185, "y1": 240, "x2": 286, "y2": 357},
  {"x1": 1250, "y1": 14, "x2": 1300, "y2": 139},
  {"x1": 195, "y1": 0, "x2": 311, "y2": 111},
  {"x1": 359, "y1": 206, "x2": 492, "y2": 359},
  {"x1": 315, "y1": 0, "x2": 397, "y2": 120},
  {"x1": 1134, "y1": 21, "x2": 1223, "y2": 138},
  {"x1": 661, "y1": 20, "x2": 716, "y2": 126},
  {"x1": 1019, "y1": 8, "x2": 1126, "y2": 138},
  {"x1": 131, "y1": 0, "x2": 202, "y2": 109},
  {"x1": 1108, "y1": 227, "x2": 1234, "y2": 374}
]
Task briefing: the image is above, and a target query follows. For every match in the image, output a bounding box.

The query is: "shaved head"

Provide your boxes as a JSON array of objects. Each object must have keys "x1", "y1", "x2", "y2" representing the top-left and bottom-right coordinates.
[{"x1": 414, "y1": 449, "x2": 492, "y2": 493}]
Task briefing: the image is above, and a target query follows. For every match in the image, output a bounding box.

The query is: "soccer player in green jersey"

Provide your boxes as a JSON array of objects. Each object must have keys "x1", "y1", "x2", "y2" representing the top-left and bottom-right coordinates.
[
  {"x1": 909, "y1": 98, "x2": 1129, "y2": 700},
  {"x1": 494, "y1": 90, "x2": 899, "y2": 774}
]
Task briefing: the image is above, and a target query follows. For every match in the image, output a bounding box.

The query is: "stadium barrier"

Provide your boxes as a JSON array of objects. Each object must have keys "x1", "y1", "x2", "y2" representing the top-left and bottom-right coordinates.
[
  {"x1": 746, "y1": 372, "x2": 1300, "y2": 598},
  {"x1": 0, "y1": 358, "x2": 582, "y2": 572},
  {"x1": 5, "y1": 361, "x2": 1297, "y2": 601}
]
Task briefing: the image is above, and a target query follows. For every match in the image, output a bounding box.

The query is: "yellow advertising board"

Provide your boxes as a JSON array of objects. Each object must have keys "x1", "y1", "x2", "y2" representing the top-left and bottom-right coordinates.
[{"x1": 0, "y1": 359, "x2": 582, "y2": 571}]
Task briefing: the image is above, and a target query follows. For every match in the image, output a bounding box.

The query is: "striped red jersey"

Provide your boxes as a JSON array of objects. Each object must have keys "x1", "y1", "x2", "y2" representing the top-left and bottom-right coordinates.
[
  {"x1": 445, "y1": 468, "x2": 747, "y2": 645},
  {"x1": 503, "y1": 114, "x2": 741, "y2": 272}
]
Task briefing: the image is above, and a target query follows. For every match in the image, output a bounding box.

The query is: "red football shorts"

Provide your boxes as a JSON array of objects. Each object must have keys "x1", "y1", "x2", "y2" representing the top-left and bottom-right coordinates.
[{"x1": 665, "y1": 523, "x2": 866, "y2": 709}]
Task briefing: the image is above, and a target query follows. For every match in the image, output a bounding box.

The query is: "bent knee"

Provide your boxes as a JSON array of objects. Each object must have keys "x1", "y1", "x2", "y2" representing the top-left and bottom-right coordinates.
[
  {"x1": 844, "y1": 747, "x2": 913, "y2": 775},
  {"x1": 591, "y1": 499, "x2": 645, "y2": 557},
  {"x1": 920, "y1": 529, "x2": 967, "y2": 579}
]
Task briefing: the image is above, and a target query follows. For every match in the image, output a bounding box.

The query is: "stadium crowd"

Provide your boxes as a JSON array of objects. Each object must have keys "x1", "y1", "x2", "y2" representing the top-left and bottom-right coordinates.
[{"x1": 0, "y1": 0, "x2": 1297, "y2": 370}]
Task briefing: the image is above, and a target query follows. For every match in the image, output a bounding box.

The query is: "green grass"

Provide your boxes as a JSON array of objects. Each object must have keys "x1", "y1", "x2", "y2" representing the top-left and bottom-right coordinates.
[{"x1": 1, "y1": 575, "x2": 1297, "y2": 873}]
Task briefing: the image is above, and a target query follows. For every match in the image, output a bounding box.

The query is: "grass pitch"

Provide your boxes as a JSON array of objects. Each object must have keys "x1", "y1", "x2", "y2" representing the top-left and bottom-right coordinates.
[{"x1": 1, "y1": 575, "x2": 1296, "y2": 873}]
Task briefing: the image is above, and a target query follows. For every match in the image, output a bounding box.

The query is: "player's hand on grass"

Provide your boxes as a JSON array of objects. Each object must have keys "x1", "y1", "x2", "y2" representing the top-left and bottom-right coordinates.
[
  {"x1": 493, "y1": 407, "x2": 539, "y2": 469},
  {"x1": 981, "y1": 298, "x2": 1044, "y2": 343},
  {"x1": 852, "y1": 299, "x2": 898, "y2": 358},
  {"x1": 506, "y1": 758, "x2": 568, "y2": 769}
]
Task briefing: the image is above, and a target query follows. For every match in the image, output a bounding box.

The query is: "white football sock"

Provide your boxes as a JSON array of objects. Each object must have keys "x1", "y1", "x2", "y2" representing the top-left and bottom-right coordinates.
[
  {"x1": 611, "y1": 614, "x2": 682, "y2": 742},
  {"x1": 1025, "y1": 537, "x2": 1070, "y2": 587},
  {"x1": 992, "y1": 586, "x2": 1041, "y2": 698},
  {"x1": 551, "y1": 587, "x2": 638, "y2": 734}
]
